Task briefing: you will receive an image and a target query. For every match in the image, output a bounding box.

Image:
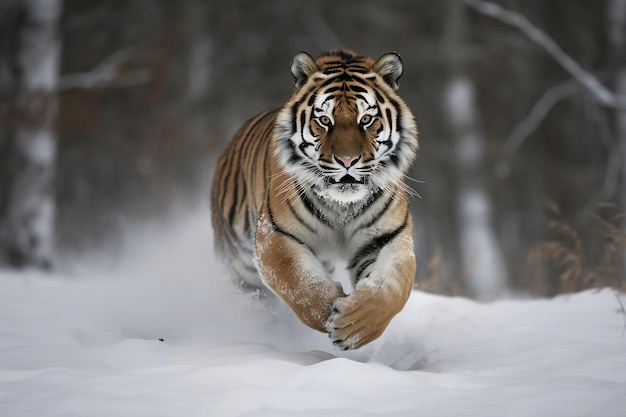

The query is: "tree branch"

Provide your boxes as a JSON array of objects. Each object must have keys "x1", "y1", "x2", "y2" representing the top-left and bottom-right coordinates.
[
  {"x1": 58, "y1": 49, "x2": 150, "y2": 91},
  {"x1": 586, "y1": 105, "x2": 623, "y2": 206},
  {"x1": 496, "y1": 80, "x2": 579, "y2": 177},
  {"x1": 462, "y1": 0, "x2": 626, "y2": 109}
]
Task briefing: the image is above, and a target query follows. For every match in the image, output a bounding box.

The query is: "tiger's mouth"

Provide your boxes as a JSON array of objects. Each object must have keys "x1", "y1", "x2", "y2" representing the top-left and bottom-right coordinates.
[
  {"x1": 331, "y1": 174, "x2": 366, "y2": 185},
  {"x1": 314, "y1": 174, "x2": 373, "y2": 203},
  {"x1": 324, "y1": 174, "x2": 369, "y2": 191}
]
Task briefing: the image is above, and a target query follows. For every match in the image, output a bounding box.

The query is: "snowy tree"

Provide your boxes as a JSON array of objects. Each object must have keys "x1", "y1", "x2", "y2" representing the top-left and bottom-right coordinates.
[
  {"x1": 607, "y1": 0, "x2": 626, "y2": 206},
  {"x1": 0, "y1": 0, "x2": 61, "y2": 269},
  {"x1": 441, "y1": 1, "x2": 507, "y2": 300},
  {"x1": 607, "y1": 0, "x2": 626, "y2": 278}
]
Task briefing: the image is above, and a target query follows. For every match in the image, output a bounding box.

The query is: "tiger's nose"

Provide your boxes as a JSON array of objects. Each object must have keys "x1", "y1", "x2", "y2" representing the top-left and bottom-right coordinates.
[{"x1": 334, "y1": 154, "x2": 360, "y2": 168}]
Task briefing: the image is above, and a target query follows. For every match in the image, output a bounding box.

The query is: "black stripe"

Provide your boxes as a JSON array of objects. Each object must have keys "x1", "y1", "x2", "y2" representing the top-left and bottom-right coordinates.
[
  {"x1": 389, "y1": 98, "x2": 402, "y2": 135},
  {"x1": 307, "y1": 92, "x2": 317, "y2": 106},
  {"x1": 263, "y1": 139, "x2": 271, "y2": 193},
  {"x1": 321, "y1": 94, "x2": 334, "y2": 106},
  {"x1": 321, "y1": 50, "x2": 367, "y2": 62},
  {"x1": 249, "y1": 140, "x2": 260, "y2": 188},
  {"x1": 348, "y1": 210, "x2": 409, "y2": 270},
  {"x1": 358, "y1": 190, "x2": 389, "y2": 229},
  {"x1": 289, "y1": 84, "x2": 318, "y2": 132},
  {"x1": 385, "y1": 108, "x2": 393, "y2": 128},
  {"x1": 236, "y1": 177, "x2": 247, "y2": 214},
  {"x1": 349, "y1": 84, "x2": 368, "y2": 93},
  {"x1": 227, "y1": 168, "x2": 240, "y2": 225},
  {"x1": 388, "y1": 97, "x2": 400, "y2": 111},
  {"x1": 294, "y1": 183, "x2": 333, "y2": 228},
  {"x1": 355, "y1": 259, "x2": 375, "y2": 280},
  {"x1": 385, "y1": 108, "x2": 395, "y2": 135},
  {"x1": 248, "y1": 122, "x2": 269, "y2": 191},
  {"x1": 345, "y1": 74, "x2": 369, "y2": 85},
  {"x1": 217, "y1": 168, "x2": 231, "y2": 215},
  {"x1": 261, "y1": 115, "x2": 277, "y2": 141},
  {"x1": 319, "y1": 76, "x2": 345, "y2": 89},
  {"x1": 267, "y1": 200, "x2": 310, "y2": 251},
  {"x1": 336, "y1": 73, "x2": 354, "y2": 82},
  {"x1": 389, "y1": 152, "x2": 400, "y2": 167},
  {"x1": 243, "y1": 208, "x2": 251, "y2": 239},
  {"x1": 379, "y1": 108, "x2": 394, "y2": 150},
  {"x1": 299, "y1": 141, "x2": 313, "y2": 154},
  {"x1": 354, "y1": 93, "x2": 368, "y2": 102},
  {"x1": 287, "y1": 201, "x2": 316, "y2": 234},
  {"x1": 297, "y1": 84, "x2": 318, "y2": 105},
  {"x1": 230, "y1": 113, "x2": 266, "y2": 223},
  {"x1": 373, "y1": 87, "x2": 386, "y2": 104},
  {"x1": 288, "y1": 144, "x2": 300, "y2": 164},
  {"x1": 223, "y1": 224, "x2": 252, "y2": 258},
  {"x1": 299, "y1": 110, "x2": 307, "y2": 140},
  {"x1": 218, "y1": 142, "x2": 238, "y2": 213}
]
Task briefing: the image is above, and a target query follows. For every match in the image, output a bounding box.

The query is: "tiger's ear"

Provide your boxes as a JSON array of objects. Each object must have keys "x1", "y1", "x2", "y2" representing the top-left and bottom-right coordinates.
[
  {"x1": 372, "y1": 52, "x2": 403, "y2": 90},
  {"x1": 291, "y1": 52, "x2": 319, "y2": 88}
]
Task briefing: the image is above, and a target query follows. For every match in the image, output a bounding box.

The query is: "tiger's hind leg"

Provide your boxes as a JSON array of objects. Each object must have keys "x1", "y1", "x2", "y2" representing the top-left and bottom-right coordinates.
[{"x1": 232, "y1": 271, "x2": 274, "y2": 301}]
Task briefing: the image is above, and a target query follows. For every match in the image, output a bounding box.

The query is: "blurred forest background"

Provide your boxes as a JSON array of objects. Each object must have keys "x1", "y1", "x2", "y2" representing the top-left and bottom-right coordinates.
[{"x1": 0, "y1": 0, "x2": 625, "y2": 299}]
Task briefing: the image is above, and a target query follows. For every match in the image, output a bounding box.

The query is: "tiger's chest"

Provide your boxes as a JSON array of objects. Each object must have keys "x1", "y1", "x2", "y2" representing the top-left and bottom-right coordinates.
[{"x1": 261, "y1": 183, "x2": 392, "y2": 259}]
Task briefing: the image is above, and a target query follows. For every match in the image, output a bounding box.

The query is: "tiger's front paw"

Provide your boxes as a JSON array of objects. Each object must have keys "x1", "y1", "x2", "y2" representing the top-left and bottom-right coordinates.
[{"x1": 325, "y1": 288, "x2": 397, "y2": 350}]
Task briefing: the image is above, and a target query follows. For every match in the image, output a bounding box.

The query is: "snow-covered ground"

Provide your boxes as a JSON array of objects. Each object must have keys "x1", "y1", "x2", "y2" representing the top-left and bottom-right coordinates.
[{"x1": 1, "y1": 213, "x2": 625, "y2": 417}]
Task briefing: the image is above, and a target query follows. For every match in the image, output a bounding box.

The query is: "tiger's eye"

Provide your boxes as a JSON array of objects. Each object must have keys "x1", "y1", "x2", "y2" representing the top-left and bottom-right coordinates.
[
  {"x1": 320, "y1": 116, "x2": 331, "y2": 126},
  {"x1": 360, "y1": 114, "x2": 372, "y2": 125}
]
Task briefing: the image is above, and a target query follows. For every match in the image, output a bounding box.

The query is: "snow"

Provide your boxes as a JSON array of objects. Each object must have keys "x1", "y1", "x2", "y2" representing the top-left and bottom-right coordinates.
[
  {"x1": 458, "y1": 187, "x2": 507, "y2": 300},
  {"x1": 444, "y1": 74, "x2": 508, "y2": 299},
  {"x1": 1, "y1": 212, "x2": 626, "y2": 417}
]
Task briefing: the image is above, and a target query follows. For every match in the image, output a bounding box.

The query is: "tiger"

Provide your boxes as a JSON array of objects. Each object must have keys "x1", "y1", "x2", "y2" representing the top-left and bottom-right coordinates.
[{"x1": 211, "y1": 49, "x2": 419, "y2": 350}]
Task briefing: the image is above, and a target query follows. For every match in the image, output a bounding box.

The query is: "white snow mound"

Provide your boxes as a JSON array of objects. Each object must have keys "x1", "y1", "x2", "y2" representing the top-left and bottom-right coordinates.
[{"x1": 0, "y1": 214, "x2": 625, "y2": 417}]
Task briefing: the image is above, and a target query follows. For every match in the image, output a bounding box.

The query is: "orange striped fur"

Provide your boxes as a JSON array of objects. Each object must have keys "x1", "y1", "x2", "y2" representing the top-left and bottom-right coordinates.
[{"x1": 211, "y1": 50, "x2": 418, "y2": 349}]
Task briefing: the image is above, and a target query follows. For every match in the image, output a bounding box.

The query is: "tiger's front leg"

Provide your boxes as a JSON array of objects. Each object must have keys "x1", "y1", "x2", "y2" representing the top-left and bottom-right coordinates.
[
  {"x1": 255, "y1": 212, "x2": 346, "y2": 332},
  {"x1": 327, "y1": 219, "x2": 416, "y2": 350}
]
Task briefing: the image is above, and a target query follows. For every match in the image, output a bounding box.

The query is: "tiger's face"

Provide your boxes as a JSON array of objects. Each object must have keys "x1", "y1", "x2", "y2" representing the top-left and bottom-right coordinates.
[{"x1": 275, "y1": 50, "x2": 418, "y2": 205}]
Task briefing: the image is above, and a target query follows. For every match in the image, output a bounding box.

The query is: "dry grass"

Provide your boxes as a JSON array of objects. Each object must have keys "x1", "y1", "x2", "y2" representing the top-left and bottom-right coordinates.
[
  {"x1": 417, "y1": 201, "x2": 625, "y2": 298},
  {"x1": 524, "y1": 201, "x2": 626, "y2": 297},
  {"x1": 418, "y1": 247, "x2": 467, "y2": 297}
]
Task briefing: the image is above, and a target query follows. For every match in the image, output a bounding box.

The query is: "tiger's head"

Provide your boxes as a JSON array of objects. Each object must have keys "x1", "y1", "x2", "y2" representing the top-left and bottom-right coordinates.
[{"x1": 274, "y1": 49, "x2": 418, "y2": 205}]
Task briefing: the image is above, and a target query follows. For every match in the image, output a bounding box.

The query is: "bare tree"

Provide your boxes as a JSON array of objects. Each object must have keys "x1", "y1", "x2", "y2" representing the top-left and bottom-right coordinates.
[
  {"x1": 463, "y1": 0, "x2": 626, "y2": 108},
  {"x1": 465, "y1": 0, "x2": 626, "y2": 186},
  {"x1": 441, "y1": 1, "x2": 507, "y2": 300},
  {"x1": 463, "y1": 0, "x2": 626, "y2": 285},
  {"x1": 0, "y1": 0, "x2": 61, "y2": 269},
  {"x1": 607, "y1": 0, "x2": 626, "y2": 277}
]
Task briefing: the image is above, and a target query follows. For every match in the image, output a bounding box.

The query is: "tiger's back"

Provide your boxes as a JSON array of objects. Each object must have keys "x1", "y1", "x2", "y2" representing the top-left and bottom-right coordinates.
[
  {"x1": 211, "y1": 108, "x2": 278, "y2": 287},
  {"x1": 211, "y1": 49, "x2": 419, "y2": 350}
]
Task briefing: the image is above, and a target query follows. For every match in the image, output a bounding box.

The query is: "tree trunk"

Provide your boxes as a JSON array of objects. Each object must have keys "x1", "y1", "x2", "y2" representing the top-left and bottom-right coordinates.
[
  {"x1": 442, "y1": 2, "x2": 507, "y2": 300},
  {"x1": 444, "y1": 76, "x2": 507, "y2": 300},
  {"x1": 607, "y1": 0, "x2": 626, "y2": 279},
  {"x1": 0, "y1": 0, "x2": 61, "y2": 269}
]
